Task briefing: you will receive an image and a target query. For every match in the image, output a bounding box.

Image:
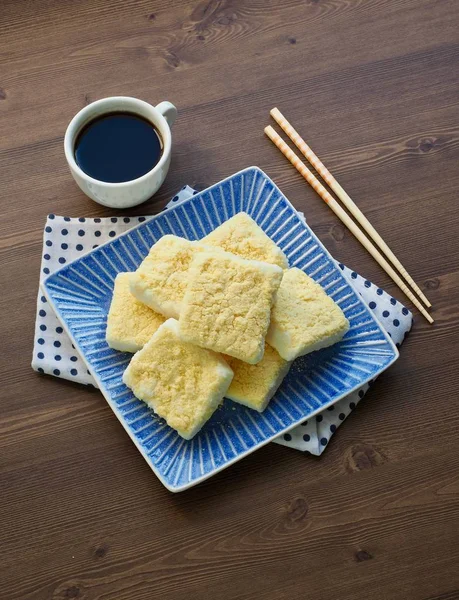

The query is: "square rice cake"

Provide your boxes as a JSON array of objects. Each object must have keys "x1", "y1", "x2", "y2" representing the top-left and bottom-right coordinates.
[
  {"x1": 266, "y1": 267, "x2": 350, "y2": 361},
  {"x1": 224, "y1": 344, "x2": 291, "y2": 412},
  {"x1": 106, "y1": 273, "x2": 165, "y2": 352},
  {"x1": 130, "y1": 235, "x2": 209, "y2": 319},
  {"x1": 203, "y1": 212, "x2": 289, "y2": 269},
  {"x1": 179, "y1": 250, "x2": 283, "y2": 364},
  {"x1": 123, "y1": 319, "x2": 233, "y2": 440}
]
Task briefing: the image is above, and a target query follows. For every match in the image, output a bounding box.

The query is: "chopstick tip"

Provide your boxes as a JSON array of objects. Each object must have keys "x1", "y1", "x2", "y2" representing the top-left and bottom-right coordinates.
[{"x1": 421, "y1": 309, "x2": 434, "y2": 324}]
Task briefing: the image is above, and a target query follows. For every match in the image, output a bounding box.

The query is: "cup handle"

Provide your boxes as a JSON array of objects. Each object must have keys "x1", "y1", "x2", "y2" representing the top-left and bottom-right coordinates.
[{"x1": 155, "y1": 101, "x2": 177, "y2": 127}]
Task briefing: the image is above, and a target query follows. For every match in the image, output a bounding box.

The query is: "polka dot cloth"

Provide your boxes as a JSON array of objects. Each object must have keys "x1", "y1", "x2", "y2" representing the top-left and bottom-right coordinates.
[{"x1": 32, "y1": 190, "x2": 413, "y2": 456}]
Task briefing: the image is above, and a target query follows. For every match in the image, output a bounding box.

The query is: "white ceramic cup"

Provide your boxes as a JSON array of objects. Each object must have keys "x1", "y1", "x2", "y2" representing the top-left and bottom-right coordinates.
[{"x1": 64, "y1": 96, "x2": 177, "y2": 209}]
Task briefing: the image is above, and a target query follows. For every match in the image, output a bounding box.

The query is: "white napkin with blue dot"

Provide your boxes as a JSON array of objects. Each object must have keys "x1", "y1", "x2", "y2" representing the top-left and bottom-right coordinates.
[{"x1": 32, "y1": 185, "x2": 412, "y2": 455}]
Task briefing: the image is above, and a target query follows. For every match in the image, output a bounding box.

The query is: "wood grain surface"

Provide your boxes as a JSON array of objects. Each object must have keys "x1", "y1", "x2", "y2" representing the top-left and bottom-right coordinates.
[{"x1": 1, "y1": 1, "x2": 458, "y2": 599}]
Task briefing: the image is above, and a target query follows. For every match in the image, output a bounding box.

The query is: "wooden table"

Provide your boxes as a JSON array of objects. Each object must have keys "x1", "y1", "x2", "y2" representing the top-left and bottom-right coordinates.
[{"x1": 1, "y1": 1, "x2": 458, "y2": 598}]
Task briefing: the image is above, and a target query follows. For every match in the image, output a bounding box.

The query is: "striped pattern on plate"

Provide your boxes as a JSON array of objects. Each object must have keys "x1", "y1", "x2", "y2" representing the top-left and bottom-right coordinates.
[{"x1": 43, "y1": 167, "x2": 398, "y2": 491}]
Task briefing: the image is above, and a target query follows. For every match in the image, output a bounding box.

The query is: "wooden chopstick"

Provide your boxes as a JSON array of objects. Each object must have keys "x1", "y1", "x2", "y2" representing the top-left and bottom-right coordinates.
[
  {"x1": 270, "y1": 107, "x2": 432, "y2": 309},
  {"x1": 264, "y1": 125, "x2": 434, "y2": 324}
]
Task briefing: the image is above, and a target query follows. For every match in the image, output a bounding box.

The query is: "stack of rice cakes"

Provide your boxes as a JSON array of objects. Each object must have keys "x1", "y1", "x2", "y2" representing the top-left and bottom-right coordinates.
[{"x1": 106, "y1": 213, "x2": 349, "y2": 439}]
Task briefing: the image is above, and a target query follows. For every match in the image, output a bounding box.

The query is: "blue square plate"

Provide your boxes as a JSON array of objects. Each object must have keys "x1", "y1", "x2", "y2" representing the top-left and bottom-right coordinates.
[{"x1": 43, "y1": 167, "x2": 398, "y2": 491}]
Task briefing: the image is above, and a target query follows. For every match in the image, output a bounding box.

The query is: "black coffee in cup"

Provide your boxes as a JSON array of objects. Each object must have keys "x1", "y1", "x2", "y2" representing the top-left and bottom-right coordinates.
[{"x1": 74, "y1": 112, "x2": 163, "y2": 183}]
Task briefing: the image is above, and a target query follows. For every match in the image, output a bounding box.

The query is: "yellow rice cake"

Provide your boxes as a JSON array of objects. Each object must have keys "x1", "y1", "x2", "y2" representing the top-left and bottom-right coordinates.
[
  {"x1": 224, "y1": 344, "x2": 291, "y2": 412},
  {"x1": 106, "y1": 273, "x2": 165, "y2": 352},
  {"x1": 129, "y1": 235, "x2": 209, "y2": 319},
  {"x1": 267, "y1": 267, "x2": 350, "y2": 361},
  {"x1": 179, "y1": 250, "x2": 283, "y2": 364},
  {"x1": 123, "y1": 319, "x2": 233, "y2": 440},
  {"x1": 203, "y1": 212, "x2": 289, "y2": 268}
]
